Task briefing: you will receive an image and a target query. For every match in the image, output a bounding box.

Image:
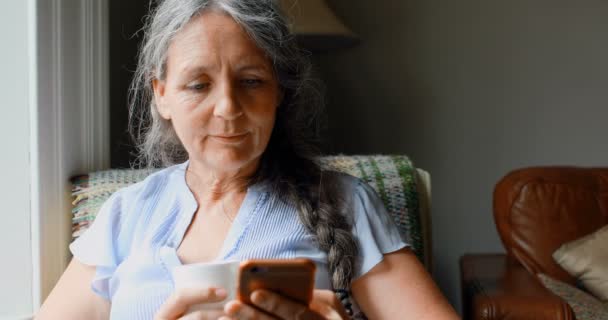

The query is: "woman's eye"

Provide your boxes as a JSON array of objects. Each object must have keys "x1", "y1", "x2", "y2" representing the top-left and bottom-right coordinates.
[
  {"x1": 241, "y1": 79, "x2": 263, "y2": 87},
  {"x1": 187, "y1": 83, "x2": 209, "y2": 91}
]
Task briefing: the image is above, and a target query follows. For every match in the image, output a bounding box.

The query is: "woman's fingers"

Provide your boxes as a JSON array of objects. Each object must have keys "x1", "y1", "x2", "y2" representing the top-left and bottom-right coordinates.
[
  {"x1": 223, "y1": 289, "x2": 345, "y2": 320},
  {"x1": 224, "y1": 300, "x2": 277, "y2": 320},
  {"x1": 178, "y1": 308, "x2": 226, "y2": 320},
  {"x1": 154, "y1": 287, "x2": 227, "y2": 320},
  {"x1": 311, "y1": 290, "x2": 337, "y2": 305},
  {"x1": 248, "y1": 290, "x2": 323, "y2": 320},
  {"x1": 309, "y1": 290, "x2": 346, "y2": 320}
]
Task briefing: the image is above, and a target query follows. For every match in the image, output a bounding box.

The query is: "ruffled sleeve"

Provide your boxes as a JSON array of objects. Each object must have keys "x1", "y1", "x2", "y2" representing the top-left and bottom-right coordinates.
[
  {"x1": 351, "y1": 180, "x2": 409, "y2": 279},
  {"x1": 69, "y1": 191, "x2": 124, "y2": 301}
]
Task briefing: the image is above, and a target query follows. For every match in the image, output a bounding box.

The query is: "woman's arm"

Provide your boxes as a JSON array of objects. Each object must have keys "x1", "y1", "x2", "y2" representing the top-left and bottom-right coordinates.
[
  {"x1": 35, "y1": 258, "x2": 110, "y2": 320},
  {"x1": 352, "y1": 247, "x2": 460, "y2": 320}
]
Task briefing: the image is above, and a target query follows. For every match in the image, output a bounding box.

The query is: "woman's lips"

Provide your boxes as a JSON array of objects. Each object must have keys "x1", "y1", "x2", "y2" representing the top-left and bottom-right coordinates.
[{"x1": 209, "y1": 132, "x2": 249, "y2": 144}]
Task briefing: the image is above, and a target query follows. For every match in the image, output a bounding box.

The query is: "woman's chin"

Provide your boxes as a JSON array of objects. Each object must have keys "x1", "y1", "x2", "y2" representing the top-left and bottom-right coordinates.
[{"x1": 189, "y1": 145, "x2": 262, "y2": 173}]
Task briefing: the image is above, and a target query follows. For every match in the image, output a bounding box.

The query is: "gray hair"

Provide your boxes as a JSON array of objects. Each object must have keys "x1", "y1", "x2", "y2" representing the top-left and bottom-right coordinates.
[{"x1": 128, "y1": 0, "x2": 359, "y2": 315}]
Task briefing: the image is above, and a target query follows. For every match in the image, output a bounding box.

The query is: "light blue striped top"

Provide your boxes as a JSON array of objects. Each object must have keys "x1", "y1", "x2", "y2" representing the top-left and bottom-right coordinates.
[{"x1": 69, "y1": 161, "x2": 407, "y2": 319}]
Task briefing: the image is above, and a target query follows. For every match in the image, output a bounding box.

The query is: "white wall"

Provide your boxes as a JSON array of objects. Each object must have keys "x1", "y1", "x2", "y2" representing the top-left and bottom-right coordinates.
[
  {"x1": 0, "y1": 1, "x2": 33, "y2": 318},
  {"x1": 317, "y1": 0, "x2": 608, "y2": 313}
]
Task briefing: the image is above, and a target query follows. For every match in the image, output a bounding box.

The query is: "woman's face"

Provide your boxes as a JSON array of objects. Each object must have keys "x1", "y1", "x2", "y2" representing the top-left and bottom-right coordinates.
[{"x1": 153, "y1": 11, "x2": 281, "y2": 173}]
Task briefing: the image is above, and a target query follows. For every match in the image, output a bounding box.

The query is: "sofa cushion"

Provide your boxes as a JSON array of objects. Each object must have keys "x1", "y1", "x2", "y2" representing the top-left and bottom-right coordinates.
[
  {"x1": 553, "y1": 224, "x2": 608, "y2": 302},
  {"x1": 538, "y1": 273, "x2": 608, "y2": 320}
]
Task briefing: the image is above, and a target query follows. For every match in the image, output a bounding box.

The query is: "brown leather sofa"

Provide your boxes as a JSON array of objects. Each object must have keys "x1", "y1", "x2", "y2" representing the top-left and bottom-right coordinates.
[{"x1": 460, "y1": 167, "x2": 608, "y2": 320}]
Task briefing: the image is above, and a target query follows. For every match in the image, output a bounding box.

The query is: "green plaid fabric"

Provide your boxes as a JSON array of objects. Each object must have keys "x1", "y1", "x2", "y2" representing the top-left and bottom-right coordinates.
[{"x1": 71, "y1": 155, "x2": 426, "y2": 264}]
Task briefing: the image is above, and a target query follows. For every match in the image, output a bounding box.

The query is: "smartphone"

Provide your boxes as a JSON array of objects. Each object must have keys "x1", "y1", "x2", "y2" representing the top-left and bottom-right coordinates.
[{"x1": 238, "y1": 258, "x2": 316, "y2": 306}]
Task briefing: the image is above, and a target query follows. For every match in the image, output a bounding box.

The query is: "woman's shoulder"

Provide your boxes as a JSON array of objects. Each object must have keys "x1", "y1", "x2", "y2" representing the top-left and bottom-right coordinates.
[
  {"x1": 330, "y1": 173, "x2": 409, "y2": 278},
  {"x1": 325, "y1": 171, "x2": 372, "y2": 197},
  {"x1": 80, "y1": 162, "x2": 188, "y2": 254},
  {"x1": 118, "y1": 162, "x2": 185, "y2": 196},
  {"x1": 98, "y1": 162, "x2": 188, "y2": 230}
]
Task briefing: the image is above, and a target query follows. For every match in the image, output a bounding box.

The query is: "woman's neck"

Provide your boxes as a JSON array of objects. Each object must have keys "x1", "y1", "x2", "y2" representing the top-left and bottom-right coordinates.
[{"x1": 185, "y1": 158, "x2": 259, "y2": 202}]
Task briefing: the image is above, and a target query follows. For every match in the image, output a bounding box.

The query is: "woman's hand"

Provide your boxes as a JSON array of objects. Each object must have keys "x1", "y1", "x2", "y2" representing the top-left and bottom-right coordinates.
[
  {"x1": 154, "y1": 287, "x2": 228, "y2": 320},
  {"x1": 221, "y1": 289, "x2": 349, "y2": 320}
]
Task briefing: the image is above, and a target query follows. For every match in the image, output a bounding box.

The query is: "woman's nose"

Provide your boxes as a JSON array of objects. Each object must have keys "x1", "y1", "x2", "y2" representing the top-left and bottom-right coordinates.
[{"x1": 213, "y1": 82, "x2": 243, "y2": 120}]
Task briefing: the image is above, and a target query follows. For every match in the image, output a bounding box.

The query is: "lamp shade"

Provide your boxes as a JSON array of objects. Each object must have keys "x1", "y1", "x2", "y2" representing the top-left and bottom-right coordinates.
[{"x1": 279, "y1": 0, "x2": 359, "y2": 52}]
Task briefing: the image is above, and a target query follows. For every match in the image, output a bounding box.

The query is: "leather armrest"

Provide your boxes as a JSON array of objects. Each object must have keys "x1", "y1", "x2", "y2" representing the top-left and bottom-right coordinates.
[{"x1": 460, "y1": 254, "x2": 575, "y2": 320}]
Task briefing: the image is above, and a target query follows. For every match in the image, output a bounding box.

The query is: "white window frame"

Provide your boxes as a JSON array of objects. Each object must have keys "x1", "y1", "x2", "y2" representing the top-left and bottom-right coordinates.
[{"x1": 30, "y1": 0, "x2": 110, "y2": 314}]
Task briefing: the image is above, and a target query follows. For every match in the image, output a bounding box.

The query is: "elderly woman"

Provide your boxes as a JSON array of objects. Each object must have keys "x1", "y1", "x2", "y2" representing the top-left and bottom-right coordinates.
[{"x1": 37, "y1": 1, "x2": 459, "y2": 319}]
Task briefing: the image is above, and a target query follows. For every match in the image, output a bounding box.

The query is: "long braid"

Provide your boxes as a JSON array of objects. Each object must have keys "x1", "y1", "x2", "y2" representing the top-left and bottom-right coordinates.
[
  {"x1": 300, "y1": 171, "x2": 358, "y2": 316},
  {"x1": 263, "y1": 154, "x2": 359, "y2": 316}
]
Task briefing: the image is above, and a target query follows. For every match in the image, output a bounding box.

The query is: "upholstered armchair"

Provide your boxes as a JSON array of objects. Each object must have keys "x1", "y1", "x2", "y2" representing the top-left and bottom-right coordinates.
[{"x1": 461, "y1": 167, "x2": 608, "y2": 320}]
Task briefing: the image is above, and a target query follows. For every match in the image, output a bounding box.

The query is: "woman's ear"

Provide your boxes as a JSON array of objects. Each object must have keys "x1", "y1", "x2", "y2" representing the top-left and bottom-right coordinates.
[{"x1": 152, "y1": 79, "x2": 171, "y2": 120}]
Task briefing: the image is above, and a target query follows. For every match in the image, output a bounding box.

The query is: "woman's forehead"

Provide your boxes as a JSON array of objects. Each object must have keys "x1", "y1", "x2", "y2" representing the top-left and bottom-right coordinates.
[
  {"x1": 166, "y1": 11, "x2": 270, "y2": 72},
  {"x1": 176, "y1": 11, "x2": 243, "y2": 41},
  {"x1": 174, "y1": 58, "x2": 273, "y2": 81}
]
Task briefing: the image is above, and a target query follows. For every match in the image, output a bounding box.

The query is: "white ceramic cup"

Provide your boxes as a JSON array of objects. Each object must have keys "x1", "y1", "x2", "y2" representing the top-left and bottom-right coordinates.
[{"x1": 172, "y1": 260, "x2": 240, "y2": 312}]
